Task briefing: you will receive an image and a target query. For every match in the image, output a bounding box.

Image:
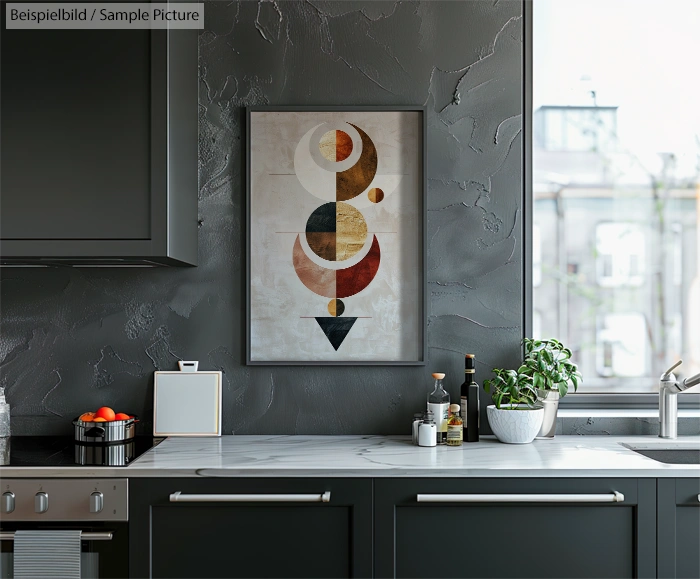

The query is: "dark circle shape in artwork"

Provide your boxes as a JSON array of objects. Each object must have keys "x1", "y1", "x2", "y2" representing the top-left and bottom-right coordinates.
[
  {"x1": 327, "y1": 299, "x2": 345, "y2": 317},
  {"x1": 305, "y1": 202, "x2": 367, "y2": 262}
]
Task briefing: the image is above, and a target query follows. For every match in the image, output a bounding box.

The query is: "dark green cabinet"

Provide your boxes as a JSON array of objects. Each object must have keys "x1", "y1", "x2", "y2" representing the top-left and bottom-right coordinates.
[
  {"x1": 658, "y1": 478, "x2": 700, "y2": 579},
  {"x1": 374, "y1": 478, "x2": 657, "y2": 579},
  {"x1": 128, "y1": 476, "x2": 700, "y2": 578},
  {"x1": 129, "y1": 478, "x2": 373, "y2": 579}
]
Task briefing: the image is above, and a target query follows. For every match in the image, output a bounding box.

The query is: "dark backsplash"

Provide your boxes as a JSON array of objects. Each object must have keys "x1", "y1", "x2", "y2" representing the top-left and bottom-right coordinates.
[{"x1": 0, "y1": 1, "x2": 525, "y2": 435}]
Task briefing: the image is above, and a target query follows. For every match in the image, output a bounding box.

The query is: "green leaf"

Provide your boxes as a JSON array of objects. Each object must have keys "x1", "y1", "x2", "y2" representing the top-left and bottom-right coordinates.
[
  {"x1": 558, "y1": 382, "x2": 568, "y2": 397},
  {"x1": 543, "y1": 349, "x2": 553, "y2": 365},
  {"x1": 533, "y1": 372, "x2": 544, "y2": 390}
]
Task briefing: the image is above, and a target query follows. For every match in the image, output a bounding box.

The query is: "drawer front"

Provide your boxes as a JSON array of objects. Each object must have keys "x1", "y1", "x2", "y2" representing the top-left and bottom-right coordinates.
[
  {"x1": 659, "y1": 478, "x2": 700, "y2": 579},
  {"x1": 375, "y1": 478, "x2": 655, "y2": 579},
  {"x1": 129, "y1": 478, "x2": 372, "y2": 579}
]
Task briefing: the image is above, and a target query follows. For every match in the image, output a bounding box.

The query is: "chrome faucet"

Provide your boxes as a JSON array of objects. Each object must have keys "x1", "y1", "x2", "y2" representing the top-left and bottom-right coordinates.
[{"x1": 659, "y1": 360, "x2": 700, "y2": 438}]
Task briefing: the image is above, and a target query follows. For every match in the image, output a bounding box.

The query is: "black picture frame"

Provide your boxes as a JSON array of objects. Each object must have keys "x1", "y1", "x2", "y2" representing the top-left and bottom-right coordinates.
[{"x1": 245, "y1": 106, "x2": 427, "y2": 366}]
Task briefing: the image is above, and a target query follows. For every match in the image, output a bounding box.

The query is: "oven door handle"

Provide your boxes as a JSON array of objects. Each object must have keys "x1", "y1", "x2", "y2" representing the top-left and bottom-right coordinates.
[{"x1": 0, "y1": 531, "x2": 113, "y2": 541}]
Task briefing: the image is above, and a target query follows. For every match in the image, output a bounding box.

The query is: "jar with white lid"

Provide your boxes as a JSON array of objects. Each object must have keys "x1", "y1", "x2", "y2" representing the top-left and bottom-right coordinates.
[{"x1": 418, "y1": 411, "x2": 437, "y2": 447}]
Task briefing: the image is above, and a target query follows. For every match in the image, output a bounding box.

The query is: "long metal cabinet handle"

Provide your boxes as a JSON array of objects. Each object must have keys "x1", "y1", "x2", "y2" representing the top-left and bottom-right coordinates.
[
  {"x1": 416, "y1": 492, "x2": 625, "y2": 503},
  {"x1": 169, "y1": 491, "x2": 331, "y2": 503},
  {"x1": 0, "y1": 531, "x2": 113, "y2": 541}
]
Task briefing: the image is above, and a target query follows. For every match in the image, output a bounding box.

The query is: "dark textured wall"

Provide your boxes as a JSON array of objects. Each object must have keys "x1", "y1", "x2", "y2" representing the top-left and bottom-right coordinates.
[{"x1": 0, "y1": 0, "x2": 524, "y2": 436}]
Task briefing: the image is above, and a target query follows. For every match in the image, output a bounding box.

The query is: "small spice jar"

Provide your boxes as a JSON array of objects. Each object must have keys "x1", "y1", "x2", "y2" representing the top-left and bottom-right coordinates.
[
  {"x1": 446, "y1": 403, "x2": 463, "y2": 446},
  {"x1": 418, "y1": 411, "x2": 437, "y2": 447},
  {"x1": 411, "y1": 413, "x2": 424, "y2": 445}
]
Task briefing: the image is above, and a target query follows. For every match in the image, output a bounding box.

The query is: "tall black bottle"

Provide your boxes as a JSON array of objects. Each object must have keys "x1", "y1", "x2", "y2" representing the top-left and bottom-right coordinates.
[{"x1": 460, "y1": 354, "x2": 480, "y2": 442}]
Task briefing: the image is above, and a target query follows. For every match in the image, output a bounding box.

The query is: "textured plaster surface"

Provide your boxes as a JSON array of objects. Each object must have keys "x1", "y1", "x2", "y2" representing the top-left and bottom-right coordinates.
[{"x1": 1, "y1": 0, "x2": 526, "y2": 435}]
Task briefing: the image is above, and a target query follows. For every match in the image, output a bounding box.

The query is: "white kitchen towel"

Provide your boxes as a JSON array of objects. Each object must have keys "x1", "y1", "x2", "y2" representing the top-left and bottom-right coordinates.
[{"x1": 13, "y1": 530, "x2": 81, "y2": 579}]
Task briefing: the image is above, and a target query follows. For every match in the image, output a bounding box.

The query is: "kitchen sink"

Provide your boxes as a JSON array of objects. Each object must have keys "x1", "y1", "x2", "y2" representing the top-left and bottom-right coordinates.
[
  {"x1": 620, "y1": 442, "x2": 700, "y2": 464},
  {"x1": 631, "y1": 449, "x2": 700, "y2": 464}
]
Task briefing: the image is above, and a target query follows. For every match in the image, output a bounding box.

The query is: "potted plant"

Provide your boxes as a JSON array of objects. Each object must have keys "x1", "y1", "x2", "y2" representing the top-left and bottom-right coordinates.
[
  {"x1": 483, "y1": 368, "x2": 544, "y2": 444},
  {"x1": 520, "y1": 338, "x2": 582, "y2": 438}
]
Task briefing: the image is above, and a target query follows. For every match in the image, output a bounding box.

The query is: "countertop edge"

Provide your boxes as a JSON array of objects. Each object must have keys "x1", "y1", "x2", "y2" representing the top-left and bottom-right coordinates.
[
  {"x1": 2, "y1": 467, "x2": 700, "y2": 478},
  {"x1": 3, "y1": 435, "x2": 699, "y2": 478}
]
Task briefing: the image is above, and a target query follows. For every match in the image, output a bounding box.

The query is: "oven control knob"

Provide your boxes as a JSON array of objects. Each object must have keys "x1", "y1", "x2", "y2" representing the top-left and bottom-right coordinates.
[
  {"x1": 89, "y1": 492, "x2": 104, "y2": 514},
  {"x1": 2, "y1": 491, "x2": 15, "y2": 514},
  {"x1": 35, "y1": 492, "x2": 49, "y2": 514}
]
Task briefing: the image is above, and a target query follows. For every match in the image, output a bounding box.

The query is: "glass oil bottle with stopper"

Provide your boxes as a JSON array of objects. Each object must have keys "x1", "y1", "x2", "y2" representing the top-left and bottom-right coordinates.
[
  {"x1": 446, "y1": 403, "x2": 463, "y2": 446},
  {"x1": 428, "y1": 372, "x2": 450, "y2": 444}
]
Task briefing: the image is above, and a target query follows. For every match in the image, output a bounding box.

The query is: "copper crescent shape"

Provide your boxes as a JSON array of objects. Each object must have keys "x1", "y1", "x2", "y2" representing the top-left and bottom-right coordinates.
[
  {"x1": 292, "y1": 235, "x2": 381, "y2": 299},
  {"x1": 292, "y1": 235, "x2": 336, "y2": 298},
  {"x1": 336, "y1": 125, "x2": 378, "y2": 201}
]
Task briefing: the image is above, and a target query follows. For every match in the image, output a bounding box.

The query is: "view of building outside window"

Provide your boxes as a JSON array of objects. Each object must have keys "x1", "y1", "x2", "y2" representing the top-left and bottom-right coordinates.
[{"x1": 533, "y1": 0, "x2": 700, "y2": 392}]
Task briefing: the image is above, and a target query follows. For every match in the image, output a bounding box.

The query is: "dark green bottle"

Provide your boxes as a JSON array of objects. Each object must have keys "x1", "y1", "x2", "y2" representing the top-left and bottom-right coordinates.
[{"x1": 461, "y1": 354, "x2": 480, "y2": 442}]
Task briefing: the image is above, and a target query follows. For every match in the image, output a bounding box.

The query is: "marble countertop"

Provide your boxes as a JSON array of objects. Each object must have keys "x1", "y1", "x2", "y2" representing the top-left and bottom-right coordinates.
[{"x1": 2, "y1": 435, "x2": 700, "y2": 478}]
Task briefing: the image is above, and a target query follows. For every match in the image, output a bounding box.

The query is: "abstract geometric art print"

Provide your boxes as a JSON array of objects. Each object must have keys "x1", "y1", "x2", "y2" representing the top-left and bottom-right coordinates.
[{"x1": 247, "y1": 107, "x2": 425, "y2": 364}]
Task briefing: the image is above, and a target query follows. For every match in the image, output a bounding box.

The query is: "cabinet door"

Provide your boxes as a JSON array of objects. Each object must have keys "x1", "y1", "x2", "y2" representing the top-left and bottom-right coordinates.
[
  {"x1": 375, "y1": 478, "x2": 656, "y2": 579},
  {"x1": 129, "y1": 478, "x2": 372, "y2": 579},
  {"x1": 658, "y1": 478, "x2": 700, "y2": 578},
  {"x1": 1, "y1": 25, "x2": 152, "y2": 241},
  {"x1": 0, "y1": 4, "x2": 197, "y2": 265}
]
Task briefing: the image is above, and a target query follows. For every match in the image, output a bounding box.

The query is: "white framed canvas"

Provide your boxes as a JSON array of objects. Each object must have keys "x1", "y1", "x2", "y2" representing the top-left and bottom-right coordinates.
[{"x1": 246, "y1": 106, "x2": 426, "y2": 365}]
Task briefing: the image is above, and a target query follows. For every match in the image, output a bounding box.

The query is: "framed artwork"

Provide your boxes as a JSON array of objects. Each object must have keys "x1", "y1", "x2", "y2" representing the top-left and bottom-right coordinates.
[{"x1": 246, "y1": 106, "x2": 426, "y2": 365}]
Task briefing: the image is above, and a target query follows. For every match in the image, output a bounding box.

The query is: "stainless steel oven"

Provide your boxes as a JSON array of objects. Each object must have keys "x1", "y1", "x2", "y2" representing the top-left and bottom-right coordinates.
[{"x1": 0, "y1": 479, "x2": 128, "y2": 579}]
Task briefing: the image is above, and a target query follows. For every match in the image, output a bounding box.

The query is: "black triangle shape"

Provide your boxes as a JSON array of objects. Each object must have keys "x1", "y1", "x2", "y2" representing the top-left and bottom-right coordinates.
[{"x1": 315, "y1": 317, "x2": 358, "y2": 351}]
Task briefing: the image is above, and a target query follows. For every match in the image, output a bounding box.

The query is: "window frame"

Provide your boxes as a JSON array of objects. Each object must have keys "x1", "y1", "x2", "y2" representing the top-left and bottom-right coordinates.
[{"x1": 523, "y1": 1, "x2": 699, "y2": 409}]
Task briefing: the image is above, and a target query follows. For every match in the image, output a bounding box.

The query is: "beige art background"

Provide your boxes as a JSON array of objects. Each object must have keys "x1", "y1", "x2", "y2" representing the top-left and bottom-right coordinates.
[{"x1": 249, "y1": 110, "x2": 423, "y2": 362}]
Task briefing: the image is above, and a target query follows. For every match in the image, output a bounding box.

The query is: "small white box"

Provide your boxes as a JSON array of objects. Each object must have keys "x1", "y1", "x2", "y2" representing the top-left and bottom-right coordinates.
[{"x1": 154, "y1": 362, "x2": 222, "y2": 436}]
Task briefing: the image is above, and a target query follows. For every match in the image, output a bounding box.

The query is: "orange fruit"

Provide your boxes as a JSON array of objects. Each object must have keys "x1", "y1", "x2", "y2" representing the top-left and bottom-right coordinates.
[
  {"x1": 92, "y1": 417, "x2": 107, "y2": 422},
  {"x1": 94, "y1": 407, "x2": 116, "y2": 421},
  {"x1": 79, "y1": 412, "x2": 95, "y2": 422},
  {"x1": 114, "y1": 413, "x2": 130, "y2": 421}
]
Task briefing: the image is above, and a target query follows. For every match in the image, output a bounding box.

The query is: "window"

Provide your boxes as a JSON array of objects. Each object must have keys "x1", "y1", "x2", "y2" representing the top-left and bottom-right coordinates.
[
  {"x1": 595, "y1": 313, "x2": 647, "y2": 378},
  {"x1": 535, "y1": 106, "x2": 617, "y2": 153},
  {"x1": 595, "y1": 223, "x2": 645, "y2": 288},
  {"x1": 532, "y1": 225, "x2": 542, "y2": 288},
  {"x1": 533, "y1": 0, "x2": 700, "y2": 393}
]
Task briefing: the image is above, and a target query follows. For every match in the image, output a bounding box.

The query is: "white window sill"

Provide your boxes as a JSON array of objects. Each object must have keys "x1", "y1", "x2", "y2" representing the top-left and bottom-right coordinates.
[{"x1": 558, "y1": 408, "x2": 700, "y2": 419}]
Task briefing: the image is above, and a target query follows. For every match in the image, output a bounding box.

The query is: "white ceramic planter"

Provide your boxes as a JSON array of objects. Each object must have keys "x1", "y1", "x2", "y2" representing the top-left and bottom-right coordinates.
[
  {"x1": 536, "y1": 389, "x2": 560, "y2": 439},
  {"x1": 486, "y1": 404, "x2": 545, "y2": 444}
]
